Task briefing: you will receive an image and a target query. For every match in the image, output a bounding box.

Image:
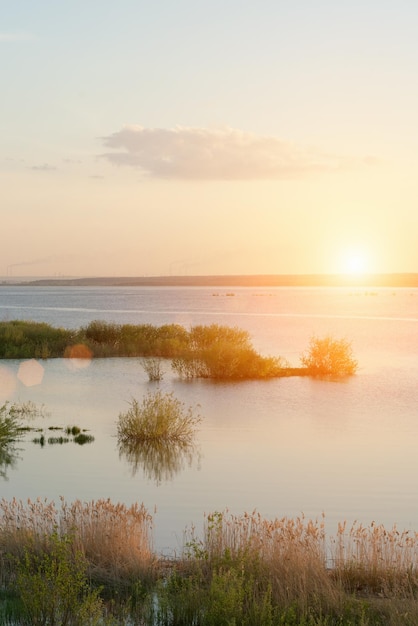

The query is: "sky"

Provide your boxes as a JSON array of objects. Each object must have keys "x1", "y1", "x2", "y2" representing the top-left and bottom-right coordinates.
[{"x1": 2, "y1": 0, "x2": 418, "y2": 278}]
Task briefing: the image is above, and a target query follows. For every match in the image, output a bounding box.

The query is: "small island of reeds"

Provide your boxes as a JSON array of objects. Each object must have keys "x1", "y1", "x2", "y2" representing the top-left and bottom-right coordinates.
[{"x1": 0, "y1": 320, "x2": 357, "y2": 380}]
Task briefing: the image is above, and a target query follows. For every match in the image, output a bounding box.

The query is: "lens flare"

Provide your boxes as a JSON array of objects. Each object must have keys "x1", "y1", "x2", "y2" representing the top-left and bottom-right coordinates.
[
  {"x1": 17, "y1": 359, "x2": 45, "y2": 387},
  {"x1": 64, "y1": 344, "x2": 93, "y2": 370}
]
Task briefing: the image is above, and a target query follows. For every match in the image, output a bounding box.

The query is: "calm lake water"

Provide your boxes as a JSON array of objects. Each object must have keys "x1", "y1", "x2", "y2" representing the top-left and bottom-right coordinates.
[{"x1": 1, "y1": 285, "x2": 418, "y2": 554}]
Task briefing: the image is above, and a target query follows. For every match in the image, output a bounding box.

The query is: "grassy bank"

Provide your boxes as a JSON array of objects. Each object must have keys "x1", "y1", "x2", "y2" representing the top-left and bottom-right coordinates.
[
  {"x1": 0, "y1": 320, "x2": 357, "y2": 380},
  {"x1": 0, "y1": 500, "x2": 418, "y2": 624}
]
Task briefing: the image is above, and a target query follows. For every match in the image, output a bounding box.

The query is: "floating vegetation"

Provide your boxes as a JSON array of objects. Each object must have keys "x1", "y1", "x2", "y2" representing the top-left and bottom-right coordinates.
[
  {"x1": 65, "y1": 425, "x2": 81, "y2": 436},
  {"x1": 32, "y1": 425, "x2": 94, "y2": 447},
  {"x1": 16, "y1": 425, "x2": 38, "y2": 433}
]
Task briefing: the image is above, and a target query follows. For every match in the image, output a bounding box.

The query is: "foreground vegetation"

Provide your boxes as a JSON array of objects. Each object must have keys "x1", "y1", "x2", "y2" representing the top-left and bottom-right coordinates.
[
  {"x1": 1, "y1": 500, "x2": 418, "y2": 624},
  {"x1": 0, "y1": 320, "x2": 357, "y2": 380}
]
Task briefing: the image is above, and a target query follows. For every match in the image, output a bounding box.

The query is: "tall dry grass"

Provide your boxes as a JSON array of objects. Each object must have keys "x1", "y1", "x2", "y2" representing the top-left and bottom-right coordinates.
[
  {"x1": 331, "y1": 519, "x2": 418, "y2": 596},
  {"x1": 2, "y1": 499, "x2": 418, "y2": 622},
  {"x1": 0, "y1": 496, "x2": 155, "y2": 587},
  {"x1": 184, "y1": 510, "x2": 418, "y2": 619},
  {"x1": 185, "y1": 510, "x2": 342, "y2": 615}
]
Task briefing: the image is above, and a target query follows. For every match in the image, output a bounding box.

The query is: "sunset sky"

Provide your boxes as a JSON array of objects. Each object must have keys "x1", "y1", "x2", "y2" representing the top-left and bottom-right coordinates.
[{"x1": 2, "y1": 1, "x2": 418, "y2": 278}]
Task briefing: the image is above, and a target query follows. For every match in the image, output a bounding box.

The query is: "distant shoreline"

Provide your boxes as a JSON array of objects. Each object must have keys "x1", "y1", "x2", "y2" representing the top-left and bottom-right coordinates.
[{"x1": 1, "y1": 273, "x2": 418, "y2": 288}]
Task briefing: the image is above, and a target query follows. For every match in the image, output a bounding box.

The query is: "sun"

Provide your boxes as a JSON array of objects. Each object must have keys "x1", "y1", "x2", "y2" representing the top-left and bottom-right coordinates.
[{"x1": 340, "y1": 248, "x2": 370, "y2": 275}]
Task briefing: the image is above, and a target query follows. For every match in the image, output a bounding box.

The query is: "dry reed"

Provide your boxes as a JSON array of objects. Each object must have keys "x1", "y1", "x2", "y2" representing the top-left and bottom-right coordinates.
[
  {"x1": 185, "y1": 510, "x2": 342, "y2": 614},
  {"x1": 3, "y1": 498, "x2": 418, "y2": 620},
  {"x1": 185, "y1": 510, "x2": 418, "y2": 616},
  {"x1": 0, "y1": 496, "x2": 155, "y2": 586},
  {"x1": 331, "y1": 520, "x2": 418, "y2": 595}
]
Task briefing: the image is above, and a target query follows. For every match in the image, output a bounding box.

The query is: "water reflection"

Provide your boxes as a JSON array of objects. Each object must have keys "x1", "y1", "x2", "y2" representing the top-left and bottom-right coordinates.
[
  {"x1": 118, "y1": 438, "x2": 201, "y2": 485},
  {"x1": 0, "y1": 443, "x2": 20, "y2": 480}
]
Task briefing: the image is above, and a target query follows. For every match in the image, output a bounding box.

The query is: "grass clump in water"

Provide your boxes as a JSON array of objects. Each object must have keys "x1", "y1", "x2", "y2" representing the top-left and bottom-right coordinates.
[
  {"x1": 65, "y1": 425, "x2": 81, "y2": 436},
  {"x1": 140, "y1": 356, "x2": 164, "y2": 381},
  {"x1": 117, "y1": 391, "x2": 201, "y2": 445}
]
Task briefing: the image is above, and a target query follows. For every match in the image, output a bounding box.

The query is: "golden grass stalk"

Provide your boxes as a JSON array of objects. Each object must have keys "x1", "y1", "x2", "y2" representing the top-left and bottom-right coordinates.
[
  {"x1": 331, "y1": 519, "x2": 418, "y2": 595},
  {"x1": 185, "y1": 510, "x2": 341, "y2": 614},
  {"x1": 0, "y1": 497, "x2": 155, "y2": 586}
]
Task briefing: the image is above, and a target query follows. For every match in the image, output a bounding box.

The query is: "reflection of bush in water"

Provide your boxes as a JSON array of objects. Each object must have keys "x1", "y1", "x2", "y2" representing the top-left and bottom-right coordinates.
[
  {"x1": 0, "y1": 444, "x2": 19, "y2": 480},
  {"x1": 0, "y1": 402, "x2": 24, "y2": 480},
  {"x1": 119, "y1": 438, "x2": 199, "y2": 484},
  {"x1": 74, "y1": 433, "x2": 95, "y2": 445}
]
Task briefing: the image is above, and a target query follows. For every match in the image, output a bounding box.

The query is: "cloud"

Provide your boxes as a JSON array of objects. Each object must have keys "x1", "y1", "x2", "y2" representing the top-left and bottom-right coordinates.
[{"x1": 100, "y1": 125, "x2": 373, "y2": 181}]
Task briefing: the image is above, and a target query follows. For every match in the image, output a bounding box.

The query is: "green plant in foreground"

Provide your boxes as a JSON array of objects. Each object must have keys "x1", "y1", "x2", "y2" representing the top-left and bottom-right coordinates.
[
  {"x1": 117, "y1": 390, "x2": 201, "y2": 444},
  {"x1": 15, "y1": 532, "x2": 104, "y2": 625}
]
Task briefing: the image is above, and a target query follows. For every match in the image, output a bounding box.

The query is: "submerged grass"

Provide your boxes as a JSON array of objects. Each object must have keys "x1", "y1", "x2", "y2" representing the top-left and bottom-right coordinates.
[{"x1": 1, "y1": 502, "x2": 418, "y2": 624}]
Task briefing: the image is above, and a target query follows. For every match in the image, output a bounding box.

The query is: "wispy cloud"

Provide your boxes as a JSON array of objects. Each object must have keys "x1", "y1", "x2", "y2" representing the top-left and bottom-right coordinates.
[{"x1": 100, "y1": 125, "x2": 374, "y2": 181}]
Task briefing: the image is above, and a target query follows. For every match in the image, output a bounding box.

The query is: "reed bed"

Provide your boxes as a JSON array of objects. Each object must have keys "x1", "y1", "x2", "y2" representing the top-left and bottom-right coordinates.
[
  {"x1": 2, "y1": 501, "x2": 418, "y2": 623},
  {"x1": 331, "y1": 520, "x2": 418, "y2": 595},
  {"x1": 0, "y1": 497, "x2": 155, "y2": 587},
  {"x1": 184, "y1": 510, "x2": 342, "y2": 615}
]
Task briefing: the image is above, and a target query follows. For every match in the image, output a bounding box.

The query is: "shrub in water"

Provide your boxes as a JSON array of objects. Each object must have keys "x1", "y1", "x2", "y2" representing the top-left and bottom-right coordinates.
[
  {"x1": 117, "y1": 391, "x2": 201, "y2": 444},
  {"x1": 172, "y1": 323, "x2": 286, "y2": 380},
  {"x1": 140, "y1": 357, "x2": 164, "y2": 382},
  {"x1": 300, "y1": 335, "x2": 358, "y2": 378}
]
